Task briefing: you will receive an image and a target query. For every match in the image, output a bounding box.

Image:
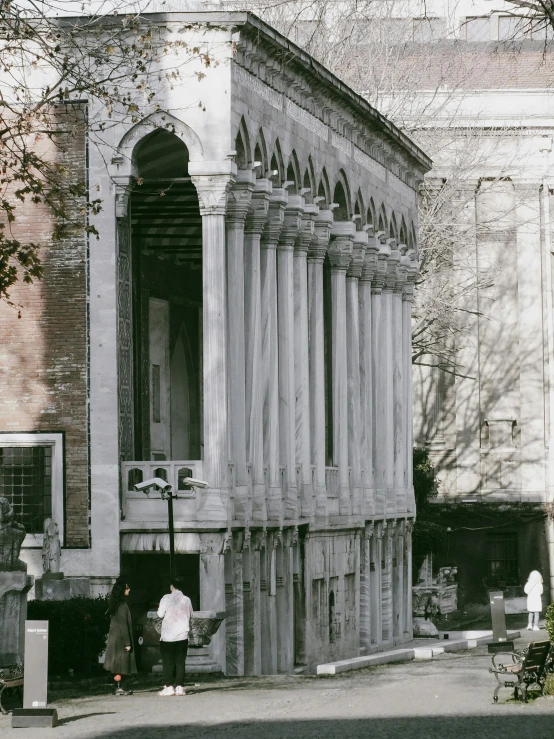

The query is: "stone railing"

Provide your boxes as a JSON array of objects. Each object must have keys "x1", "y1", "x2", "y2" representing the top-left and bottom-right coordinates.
[{"x1": 325, "y1": 467, "x2": 339, "y2": 497}]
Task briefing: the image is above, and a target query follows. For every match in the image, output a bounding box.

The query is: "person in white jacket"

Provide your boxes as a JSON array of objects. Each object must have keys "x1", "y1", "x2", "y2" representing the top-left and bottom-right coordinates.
[
  {"x1": 156, "y1": 577, "x2": 194, "y2": 696},
  {"x1": 524, "y1": 570, "x2": 543, "y2": 631}
]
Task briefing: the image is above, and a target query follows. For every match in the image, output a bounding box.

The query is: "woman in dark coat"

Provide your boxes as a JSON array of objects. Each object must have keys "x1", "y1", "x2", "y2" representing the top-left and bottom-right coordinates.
[{"x1": 104, "y1": 580, "x2": 137, "y2": 695}]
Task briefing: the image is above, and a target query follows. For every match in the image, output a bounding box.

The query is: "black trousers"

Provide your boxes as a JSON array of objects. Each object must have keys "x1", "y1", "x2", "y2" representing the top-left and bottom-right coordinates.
[{"x1": 160, "y1": 639, "x2": 189, "y2": 687}]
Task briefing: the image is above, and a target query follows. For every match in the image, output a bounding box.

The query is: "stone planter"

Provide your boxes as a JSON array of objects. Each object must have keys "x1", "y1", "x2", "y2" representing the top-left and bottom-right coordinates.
[{"x1": 146, "y1": 610, "x2": 226, "y2": 647}]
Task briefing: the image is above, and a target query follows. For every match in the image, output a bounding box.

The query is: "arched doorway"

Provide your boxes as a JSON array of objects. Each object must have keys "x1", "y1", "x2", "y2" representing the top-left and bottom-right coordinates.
[{"x1": 129, "y1": 129, "x2": 202, "y2": 461}]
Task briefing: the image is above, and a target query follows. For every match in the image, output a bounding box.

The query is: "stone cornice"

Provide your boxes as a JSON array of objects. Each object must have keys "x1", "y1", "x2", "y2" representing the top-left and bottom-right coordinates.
[{"x1": 328, "y1": 221, "x2": 355, "y2": 270}]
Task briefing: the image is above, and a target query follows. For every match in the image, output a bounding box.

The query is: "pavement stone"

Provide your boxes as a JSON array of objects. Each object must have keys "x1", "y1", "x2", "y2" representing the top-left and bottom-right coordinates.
[{"x1": 2, "y1": 628, "x2": 553, "y2": 739}]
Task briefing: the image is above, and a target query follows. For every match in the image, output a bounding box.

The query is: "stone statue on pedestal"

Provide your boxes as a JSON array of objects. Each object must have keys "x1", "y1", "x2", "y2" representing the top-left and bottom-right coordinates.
[
  {"x1": 0, "y1": 497, "x2": 26, "y2": 573},
  {"x1": 0, "y1": 497, "x2": 32, "y2": 665},
  {"x1": 42, "y1": 518, "x2": 61, "y2": 576}
]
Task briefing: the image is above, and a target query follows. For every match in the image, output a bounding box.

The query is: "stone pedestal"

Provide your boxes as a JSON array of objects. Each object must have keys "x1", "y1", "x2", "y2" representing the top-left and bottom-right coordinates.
[
  {"x1": 34, "y1": 574, "x2": 91, "y2": 601},
  {"x1": 0, "y1": 571, "x2": 33, "y2": 664}
]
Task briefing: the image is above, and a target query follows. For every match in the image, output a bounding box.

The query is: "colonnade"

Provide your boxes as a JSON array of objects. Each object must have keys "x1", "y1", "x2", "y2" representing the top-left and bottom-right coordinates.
[{"x1": 192, "y1": 168, "x2": 418, "y2": 523}]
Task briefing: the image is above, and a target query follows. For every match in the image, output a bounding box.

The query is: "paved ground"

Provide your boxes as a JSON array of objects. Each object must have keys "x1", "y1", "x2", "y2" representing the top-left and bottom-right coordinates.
[{"x1": 3, "y1": 629, "x2": 554, "y2": 738}]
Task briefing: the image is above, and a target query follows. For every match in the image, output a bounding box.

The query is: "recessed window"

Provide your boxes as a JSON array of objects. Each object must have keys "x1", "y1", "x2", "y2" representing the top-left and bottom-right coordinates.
[
  {"x1": 465, "y1": 17, "x2": 490, "y2": 42},
  {"x1": 0, "y1": 433, "x2": 64, "y2": 543},
  {"x1": 498, "y1": 16, "x2": 529, "y2": 40}
]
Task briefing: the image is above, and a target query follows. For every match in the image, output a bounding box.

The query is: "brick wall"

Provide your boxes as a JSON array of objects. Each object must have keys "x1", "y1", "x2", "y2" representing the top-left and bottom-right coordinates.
[{"x1": 0, "y1": 104, "x2": 89, "y2": 547}]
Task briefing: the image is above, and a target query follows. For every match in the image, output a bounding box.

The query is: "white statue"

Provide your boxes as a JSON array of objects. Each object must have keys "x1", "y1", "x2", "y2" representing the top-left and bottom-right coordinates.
[{"x1": 42, "y1": 518, "x2": 61, "y2": 575}]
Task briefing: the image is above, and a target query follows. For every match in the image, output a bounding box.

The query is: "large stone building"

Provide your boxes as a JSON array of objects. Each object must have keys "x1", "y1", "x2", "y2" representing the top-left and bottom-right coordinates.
[
  {"x1": 0, "y1": 12, "x2": 430, "y2": 672},
  {"x1": 350, "y1": 0, "x2": 554, "y2": 606}
]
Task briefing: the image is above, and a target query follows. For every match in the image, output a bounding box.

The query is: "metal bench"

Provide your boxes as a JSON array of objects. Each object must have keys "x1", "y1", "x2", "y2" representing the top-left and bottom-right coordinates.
[
  {"x1": 489, "y1": 640, "x2": 551, "y2": 703},
  {"x1": 0, "y1": 664, "x2": 23, "y2": 715}
]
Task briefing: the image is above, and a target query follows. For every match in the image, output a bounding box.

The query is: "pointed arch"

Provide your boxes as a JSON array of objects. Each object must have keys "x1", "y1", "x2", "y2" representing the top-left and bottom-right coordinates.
[
  {"x1": 333, "y1": 170, "x2": 351, "y2": 220},
  {"x1": 254, "y1": 128, "x2": 269, "y2": 179},
  {"x1": 302, "y1": 156, "x2": 316, "y2": 202},
  {"x1": 367, "y1": 198, "x2": 376, "y2": 228},
  {"x1": 114, "y1": 110, "x2": 203, "y2": 179},
  {"x1": 135, "y1": 129, "x2": 189, "y2": 179},
  {"x1": 354, "y1": 189, "x2": 365, "y2": 231},
  {"x1": 399, "y1": 216, "x2": 408, "y2": 245},
  {"x1": 390, "y1": 212, "x2": 398, "y2": 240},
  {"x1": 378, "y1": 204, "x2": 388, "y2": 234},
  {"x1": 286, "y1": 150, "x2": 301, "y2": 195},
  {"x1": 318, "y1": 167, "x2": 331, "y2": 206},
  {"x1": 270, "y1": 138, "x2": 284, "y2": 187},
  {"x1": 234, "y1": 117, "x2": 251, "y2": 170}
]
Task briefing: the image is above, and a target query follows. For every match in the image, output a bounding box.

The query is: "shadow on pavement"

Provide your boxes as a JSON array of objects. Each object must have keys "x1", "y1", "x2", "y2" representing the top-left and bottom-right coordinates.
[
  {"x1": 57, "y1": 712, "x2": 117, "y2": 726},
  {"x1": 78, "y1": 715, "x2": 554, "y2": 739}
]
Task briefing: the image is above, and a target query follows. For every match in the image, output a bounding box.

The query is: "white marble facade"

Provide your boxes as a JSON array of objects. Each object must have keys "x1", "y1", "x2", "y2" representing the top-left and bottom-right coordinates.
[{"x1": 19, "y1": 13, "x2": 429, "y2": 673}]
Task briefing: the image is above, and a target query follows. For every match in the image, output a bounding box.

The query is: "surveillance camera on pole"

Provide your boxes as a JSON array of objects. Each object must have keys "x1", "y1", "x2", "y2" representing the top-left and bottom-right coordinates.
[{"x1": 133, "y1": 475, "x2": 209, "y2": 580}]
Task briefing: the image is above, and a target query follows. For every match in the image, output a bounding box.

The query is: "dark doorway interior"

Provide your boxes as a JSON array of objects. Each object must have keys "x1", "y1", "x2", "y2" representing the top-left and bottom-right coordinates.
[{"x1": 121, "y1": 553, "x2": 200, "y2": 621}]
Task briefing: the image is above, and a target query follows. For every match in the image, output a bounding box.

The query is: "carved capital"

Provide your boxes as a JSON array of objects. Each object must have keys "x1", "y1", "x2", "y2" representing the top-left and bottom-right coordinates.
[
  {"x1": 113, "y1": 176, "x2": 134, "y2": 219},
  {"x1": 310, "y1": 209, "x2": 333, "y2": 261},
  {"x1": 347, "y1": 230, "x2": 368, "y2": 279},
  {"x1": 226, "y1": 172, "x2": 254, "y2": 226},
  {"x1": 245, "y1": 179, "x2": 271, "y2": 235},
  {"x1": 191, "y1": 173, "x2": 234, "y2": 215},
  {"x1": 296, "y1": 205, "x2": 316, "y2": 253},
  {"x1": 384, "y1": 249, "x2": 400, "y2": 292},
  {"x1": 278, "y1": 196, "x2": 304, "y2": 251},
  {"x1": 262, "y1": 188, "x2": 288, "y2": 248},
  {"x1": 372, "y1": 239, "x2": 390, "y2": 294},
  {"x1": 365, "y1": 522, "x2": 375, "y2": 541},
  {"x1": 328, "y1": 220, "x2": 355, "y2": 270}
]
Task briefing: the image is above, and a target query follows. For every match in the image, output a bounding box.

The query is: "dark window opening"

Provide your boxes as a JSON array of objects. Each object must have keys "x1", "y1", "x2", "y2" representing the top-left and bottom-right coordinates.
[
  {"x1": 486, "y1": 532, "x2": 518, "y2": 586},
  {"x1": 0, "y1": 446, "x2": 52, "y2": 533}
]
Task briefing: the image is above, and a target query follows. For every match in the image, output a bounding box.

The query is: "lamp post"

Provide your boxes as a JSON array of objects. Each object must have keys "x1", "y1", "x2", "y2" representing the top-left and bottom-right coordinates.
[{"x1": 135, "y1": 476, "x2": 209, "y2": 581}]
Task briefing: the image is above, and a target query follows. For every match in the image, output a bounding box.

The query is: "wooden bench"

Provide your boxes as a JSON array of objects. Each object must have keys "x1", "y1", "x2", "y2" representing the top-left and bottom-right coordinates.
[
  {"x1": 0, "y1": 664, "x2": 23, "y2": 715},
  {"x1": 489, "y1": 639, "x2": 551, "y2": 703}
]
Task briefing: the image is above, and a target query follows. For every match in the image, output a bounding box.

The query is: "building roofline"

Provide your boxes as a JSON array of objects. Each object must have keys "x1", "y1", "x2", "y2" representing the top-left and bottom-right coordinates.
[{"x1": 56, "y1": 10, "x2": 432, "y2": 174}]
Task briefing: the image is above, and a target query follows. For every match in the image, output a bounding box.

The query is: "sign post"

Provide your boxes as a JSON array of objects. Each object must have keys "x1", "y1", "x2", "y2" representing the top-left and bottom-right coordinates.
[
  {"x1": 487, "y1": 590, "x2": 514, "y2": 654},
  {"x1": 11, "y1": 620, "x2": 58, "y2": 728}
]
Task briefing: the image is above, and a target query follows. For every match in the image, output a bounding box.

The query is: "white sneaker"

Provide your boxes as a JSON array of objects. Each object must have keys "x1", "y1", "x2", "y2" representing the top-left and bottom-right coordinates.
[
  {"x1": 158, "y1": 686, "x2": 175, "y2": 696},
  {"x1": 175, "y1": 686, "x2": 185, "y2": 696},
  {"x1": 533, "y1": 625, "x2": 540, "y2": 631}
]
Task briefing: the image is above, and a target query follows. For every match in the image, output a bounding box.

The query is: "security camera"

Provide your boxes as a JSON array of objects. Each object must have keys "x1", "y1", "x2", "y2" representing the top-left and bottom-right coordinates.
[
  {"x1": 134, "y1": 477, "x2": 173, "y2": 493},
  {"x1": 183, "y1": 477, "x2": 209, "y2": 489}
]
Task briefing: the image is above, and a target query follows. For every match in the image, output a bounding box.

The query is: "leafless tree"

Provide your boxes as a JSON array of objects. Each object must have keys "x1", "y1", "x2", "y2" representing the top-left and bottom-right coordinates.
[{"x1": 0, "y1": 0, "x2": 217, "y2": 306}]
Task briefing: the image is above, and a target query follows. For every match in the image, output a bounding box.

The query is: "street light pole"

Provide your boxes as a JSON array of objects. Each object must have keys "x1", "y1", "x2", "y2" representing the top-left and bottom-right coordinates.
[{"x1": 166, "y1": 489, "x2": 176, "y2": 581}]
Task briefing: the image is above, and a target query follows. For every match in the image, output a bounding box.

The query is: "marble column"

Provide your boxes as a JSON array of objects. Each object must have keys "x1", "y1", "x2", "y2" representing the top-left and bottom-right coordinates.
[
  {"x1": 278, "y1": 197, "x2": 303, "y2": 520},
  {"x1": 359, "y1": 522, "x2": 374, "y2": 653},
  {"x1": 393, "y1": 522, "x2": 404, "y2": 641},
  {"x1": 383, "y1": 243, "x2": 400, "y2": 517},
  {"x1": 404, "y1": 519, "x2": 414, "y2": 636},
  {"x1": 371, "y1": 234, "x2": 389, "y2": 518},
  {"x1": 392, "y1": 251, "x2": 407, "y2": 514},
  {"x1": 260, "y1": 536, "x2": 278, "y2": 674},
  {"x1": 309, "y1": 211, "x2": 332, "y2": 518},
  {"x1": 295, "y1": 205, "x2": 316, "y2": 518},
  {"x1": 225, "y1": 533, "x2": 244, "y2": 675},
  {"x1": 191, "y1": 173, "x2": 233, "y2": 519},
  {"x1": 243, "y1": 532, "x2": 262, "y2": 675},
  {"x1": 261, "y1": 190, "x2": 287, "y2": 521},
  {"x1": 404, "y1": 256, "x2": 418, "y2": 515},
  {"x1": 245, "y1": 179, "x2": 271, "y2": 521},
  {"x1": 276, "y1": 530, "x2": 294, "y2": 673},
  {"x1": 200, "y1": 534, "x2": 226, "y2": 672},
  {"x1": 359, "y1": 232, "x2": 379, "y2": 518},
  {"x1": 226, "y1": 173, "x2": 254, "y2": 521},
  {"x1": 370, "y1": 523, "x2": 383, "y2": 646},
  {"x1": 346, "y1": 231, "x2": 367, "y2": 516},
  {"x1": 381, "y1": 520, "x2": 394, "y2": 644},
  {"x1": 328, "y1": 221, "x2": 355, "y2": 516}
]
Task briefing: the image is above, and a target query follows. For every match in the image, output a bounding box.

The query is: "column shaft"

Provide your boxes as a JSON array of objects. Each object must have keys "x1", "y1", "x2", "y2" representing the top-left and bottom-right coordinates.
[
  {"x1": 261, "y1": 190, "x2": 286, "y2": 521},
  {"x1": 294, "y1": 208, "x2": 315, "y2": 518},
  {"x1": 226, "y1": 175, "x2": 253, "y2": 520},
  {"x1": 371, "y1": 244, "x2": 389, "y2": 517},
  {"x1": 245, "y1": 182, "x2": 270, "y2": 521}
]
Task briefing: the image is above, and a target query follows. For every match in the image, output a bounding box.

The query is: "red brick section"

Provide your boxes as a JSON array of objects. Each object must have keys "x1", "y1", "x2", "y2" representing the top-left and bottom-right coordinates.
[{"x1": 0, "y1": 105, "x2": 89, "y2": 547}]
